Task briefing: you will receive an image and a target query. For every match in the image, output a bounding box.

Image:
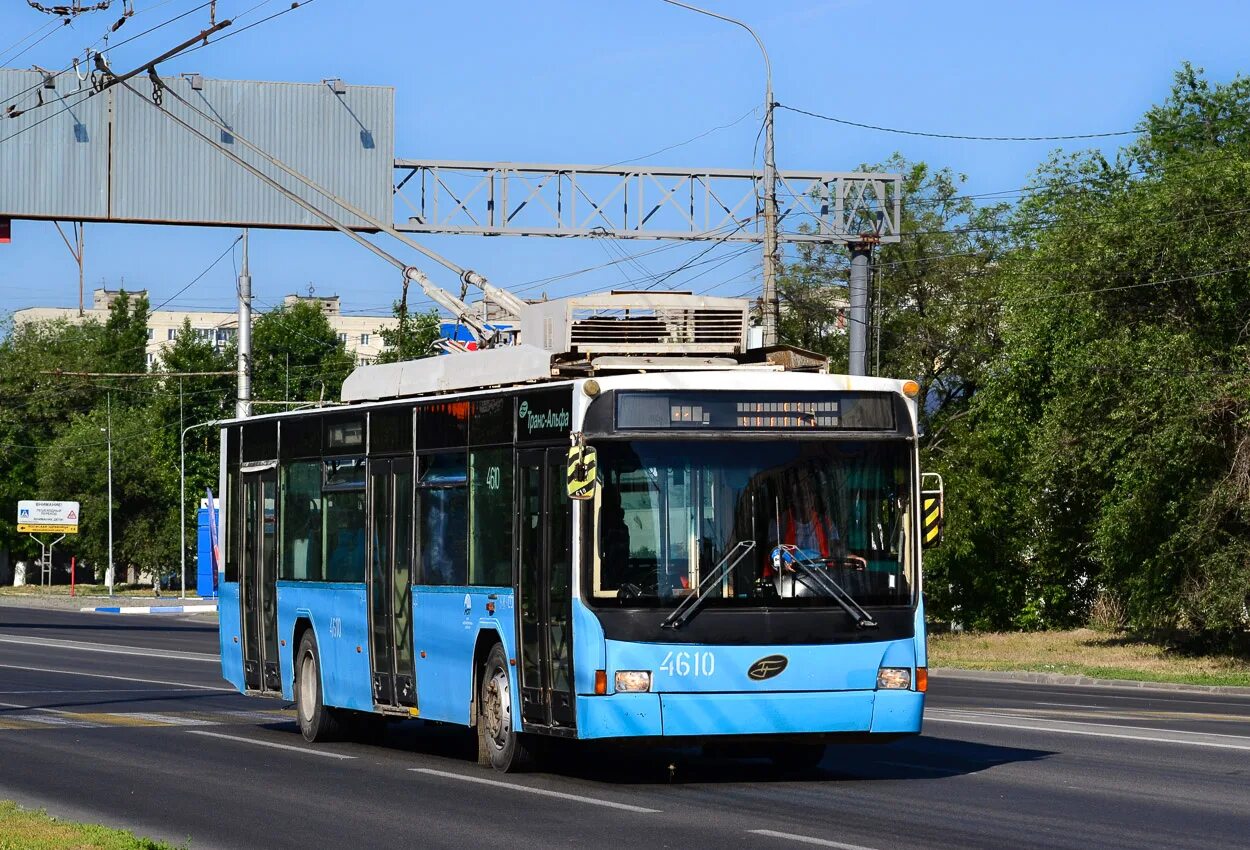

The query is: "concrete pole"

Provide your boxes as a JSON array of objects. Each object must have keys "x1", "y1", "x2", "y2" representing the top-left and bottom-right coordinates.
[
  {"x1": 848, "y1": 243, "x2": 871, "y2": 376},
  {"x1": 236, "y1": 228, "x2": 252, "y2": 419}
]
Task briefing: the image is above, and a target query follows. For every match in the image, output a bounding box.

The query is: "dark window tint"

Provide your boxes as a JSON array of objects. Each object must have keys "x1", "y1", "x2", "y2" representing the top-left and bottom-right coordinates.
[
  {"x1": 371, "y1": 407, "x2": 413, "y2": 455},
  {"x1": 416, "y1": 453, "x2": 467, "y2": 585},
  {"x1": 324, "y1": 490, "x2": 366, "y2": 582},
  {"x1": 469, "y1": 448, "x2": 513, "y2": 585},
  {"x1": 470, "y1": 396, "x2": 512, "y2": 446},
  {"x1": 281, "y1": 416, "x2": 321, "y2": 459},
  {"x1": 242, "y1": 420, "x2": 277, "y2": 462},
  {"x1": 280, "y1": 461, "x2": 323, "y2": 581},
  {"x1": 416, "y1": 402, "x2": 469, "y2": 450},
  {"x1": 225, "y1": 468, "x2": 240, "y2": 583}
]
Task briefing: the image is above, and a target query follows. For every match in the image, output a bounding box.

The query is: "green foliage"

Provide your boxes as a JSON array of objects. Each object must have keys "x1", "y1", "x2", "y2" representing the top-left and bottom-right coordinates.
[
  {"x1": 375, "y1": 299, "x2": 440, "y2": 363},
  {"x1": 250, "y1": 300, "x2": 355, "y2": 403},
  {"x1": 934, "y1": 63, "x2": 1250, "y2": 636},
  {"x1": 36, "y1": 403, "x2": 178, "y2": 575}
]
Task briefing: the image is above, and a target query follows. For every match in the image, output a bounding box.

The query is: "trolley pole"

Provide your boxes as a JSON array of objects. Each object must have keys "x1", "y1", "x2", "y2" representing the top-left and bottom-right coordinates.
[{"x1": 236, "y1": 228, "x2": 252, "y2": 419}]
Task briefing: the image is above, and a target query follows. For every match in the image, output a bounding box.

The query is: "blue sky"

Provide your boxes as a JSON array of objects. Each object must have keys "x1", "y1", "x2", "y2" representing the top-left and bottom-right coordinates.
[{"x1": 1, "y1": 0, "x2": 1247, "y2": 319}]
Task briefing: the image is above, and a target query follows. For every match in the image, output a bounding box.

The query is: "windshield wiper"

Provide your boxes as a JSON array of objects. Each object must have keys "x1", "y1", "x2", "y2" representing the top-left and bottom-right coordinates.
[
  {"x1": 788, "y1": 557, "x2": 879, "y2": 629},
  {"x1": 662, "y1": 540, "x2": 757, "y2": 630}
]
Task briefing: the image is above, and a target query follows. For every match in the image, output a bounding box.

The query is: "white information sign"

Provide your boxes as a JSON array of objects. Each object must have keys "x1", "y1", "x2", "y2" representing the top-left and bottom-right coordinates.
[{"x1": 17, "y1": 500, "x2": 80, "y2": 534}]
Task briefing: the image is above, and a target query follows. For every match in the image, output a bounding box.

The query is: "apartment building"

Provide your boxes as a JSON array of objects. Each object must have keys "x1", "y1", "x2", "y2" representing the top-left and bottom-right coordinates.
[{"x1": 12, "y1": 289, "x2": 396, "y2": 367}]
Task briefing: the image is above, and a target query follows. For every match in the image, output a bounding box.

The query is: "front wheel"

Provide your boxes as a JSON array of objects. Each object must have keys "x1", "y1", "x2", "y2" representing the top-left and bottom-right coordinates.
[
  {"x1": 296, "y1": 631, "x2": 342, "y2": 743},
  {"x1": 477, "y1": 643, "x2": 531, "y2": 772}
]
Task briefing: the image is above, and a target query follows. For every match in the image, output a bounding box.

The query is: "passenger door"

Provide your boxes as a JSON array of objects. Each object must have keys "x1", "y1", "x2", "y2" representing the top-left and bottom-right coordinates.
[
  {"x1": 368, "y1": 457, "x2": 417, "y2": 708},
  {"x1": 517, "y1": 449, "x2": 575, "y2": 730},
  {"x1": 240, "y1": 466, "x2": 280, "y2": 693}
]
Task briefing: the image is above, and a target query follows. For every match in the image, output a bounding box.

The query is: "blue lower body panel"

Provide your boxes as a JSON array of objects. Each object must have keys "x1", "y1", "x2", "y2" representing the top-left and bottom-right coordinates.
[
  {"x1": 660, "y1": 691, "x2": 875, "y2": 737},
  {"x1": 276, "y1": 582, "x2": 372, "y2": 711}
]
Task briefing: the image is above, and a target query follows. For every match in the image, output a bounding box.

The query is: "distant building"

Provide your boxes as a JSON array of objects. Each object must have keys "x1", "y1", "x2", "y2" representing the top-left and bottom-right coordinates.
[{"x1": 11, "y1": 289, "x2": 395, "y2": 368}]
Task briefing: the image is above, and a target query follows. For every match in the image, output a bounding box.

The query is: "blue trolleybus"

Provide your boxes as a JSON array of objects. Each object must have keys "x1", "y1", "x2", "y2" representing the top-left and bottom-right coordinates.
[{"x1": 216, "y1": 292, "x2": 942, "y2": 771}]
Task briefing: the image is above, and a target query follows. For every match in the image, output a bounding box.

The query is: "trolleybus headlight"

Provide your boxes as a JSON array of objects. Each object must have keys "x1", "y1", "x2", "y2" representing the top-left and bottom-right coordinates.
[
  {"x1": 877, "y1": 667, "x2": 912, "y2": 690},
  {"x1": 614, "y1": 671, "x2": 652, "y2": 692}
]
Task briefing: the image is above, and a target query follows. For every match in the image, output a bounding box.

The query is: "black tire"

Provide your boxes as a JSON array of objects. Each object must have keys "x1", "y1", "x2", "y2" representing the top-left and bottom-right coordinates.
[
  {"x1": 477, "y1": 643, "x2": 531, "y2": 772},
  {"x1": 770, "y1": 742, "x2": 827, "y2": 772},
  {"x1": 295, "y1": 631, "x2": 343, "y2": 743}
]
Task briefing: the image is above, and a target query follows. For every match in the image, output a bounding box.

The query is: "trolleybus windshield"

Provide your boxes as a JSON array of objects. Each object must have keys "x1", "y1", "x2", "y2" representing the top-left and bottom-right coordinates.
[{"x1": 591, "y1": 440, "x2": 913, "y2": 608}]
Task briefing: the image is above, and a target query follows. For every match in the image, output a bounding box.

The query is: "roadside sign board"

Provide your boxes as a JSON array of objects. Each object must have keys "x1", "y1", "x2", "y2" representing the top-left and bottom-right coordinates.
[{"x1": 17, "y1": 500, "x2": 80, "y2": 534}]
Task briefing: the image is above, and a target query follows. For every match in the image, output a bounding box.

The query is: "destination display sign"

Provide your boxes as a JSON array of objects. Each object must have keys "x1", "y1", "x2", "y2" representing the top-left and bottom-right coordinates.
[
  {"x1": 615, "y1": 391, "x2": 897, "y2": 431},
  {"x1": 17, "y1": 500, "x2": 80, "y2": 534}
]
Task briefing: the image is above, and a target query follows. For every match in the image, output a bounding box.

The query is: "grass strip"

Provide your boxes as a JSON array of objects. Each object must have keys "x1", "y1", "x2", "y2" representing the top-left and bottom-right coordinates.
[
  {"x1": 0, "y1": 801, "x2": 185, "y2": 850},
  {"x1": 929, "y1": 628, "x2": 1250, "y2": 687}
]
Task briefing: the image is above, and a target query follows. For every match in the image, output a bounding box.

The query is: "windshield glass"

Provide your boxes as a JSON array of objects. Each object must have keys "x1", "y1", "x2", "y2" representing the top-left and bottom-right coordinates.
[{"x1": 590, "y1": 440, "x2": 913, "y2": 608}]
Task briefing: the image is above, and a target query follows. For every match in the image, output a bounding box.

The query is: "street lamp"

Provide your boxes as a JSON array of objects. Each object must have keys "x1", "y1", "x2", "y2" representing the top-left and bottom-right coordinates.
[
  {"x1": 181, "y1": 419, "x2": 221, "y2": 600},
  {"x1": 660, "y1": 0, "x2": 779, "y2": 345}
]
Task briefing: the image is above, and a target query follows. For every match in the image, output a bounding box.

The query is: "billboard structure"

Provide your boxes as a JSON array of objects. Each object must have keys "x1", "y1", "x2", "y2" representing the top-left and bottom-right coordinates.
[
  {"x1": 17, "y1": 499, "x2": 79, "y2": 587},
  {"x1": 0, "y1": 71, "x2": 394, "y2": 230}
]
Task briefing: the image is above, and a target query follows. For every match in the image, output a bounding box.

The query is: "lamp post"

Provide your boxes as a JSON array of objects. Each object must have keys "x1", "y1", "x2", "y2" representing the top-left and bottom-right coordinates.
[
  {"x1": 181, "y1": 420, "x2": 220, "y2": 600},
  {"x1": 660, "y1": 0, "x2": 778, "y2": 345}
]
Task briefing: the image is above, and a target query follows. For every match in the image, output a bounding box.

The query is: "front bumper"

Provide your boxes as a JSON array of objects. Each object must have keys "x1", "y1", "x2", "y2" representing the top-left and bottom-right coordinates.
[{"x1": 575, "y1": 688, "x2": 923, "y2": 740}]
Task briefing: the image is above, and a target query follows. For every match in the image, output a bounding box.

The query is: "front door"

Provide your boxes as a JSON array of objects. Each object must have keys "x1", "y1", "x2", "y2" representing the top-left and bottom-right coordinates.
[
  {"x1": 240, "y1": 467, "x2": 280, "y2": 693},
  {"x1": 368, "y1": 457, "x2": 417, "y2": 707},
  {"x1": 517, "y1": 449, "x2": 575, "y2": 729}
]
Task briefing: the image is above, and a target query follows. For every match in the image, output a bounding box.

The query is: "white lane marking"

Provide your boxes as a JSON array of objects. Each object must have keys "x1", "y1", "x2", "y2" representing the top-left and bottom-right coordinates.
[
  {"x1": 0, "y1": 633, "x2": 218, "y2": 663},
  {"x1": 409, "y1": 767, "x2": 660, "y2": 813},
  {"x1": 748, "y1": 829, "x2": 880, "y2": 849},
  {"x1": 0, "y1": 688, "x2": 205, "y2": 694},
  {"x1": 0, "y1": 663, "x2": 231, "y2": 692},
  {"x1": 1035, "y1": 702, "x2": 1103, "y2": 709},
  {"x1": 927, "y1": 710, "x2": 1250, "y2": 751},
  {"x1": 186, "y1": 729, "x2": 356, "y2": 760}
]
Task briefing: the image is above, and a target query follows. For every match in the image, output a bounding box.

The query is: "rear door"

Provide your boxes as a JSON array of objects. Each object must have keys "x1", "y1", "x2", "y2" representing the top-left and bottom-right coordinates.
[
  {"x1": 368, "y1": 457, "x2": 417, "y2": 708},
  {"x1": 239, "y1": 466, "x2": 279, "y2": 693}
]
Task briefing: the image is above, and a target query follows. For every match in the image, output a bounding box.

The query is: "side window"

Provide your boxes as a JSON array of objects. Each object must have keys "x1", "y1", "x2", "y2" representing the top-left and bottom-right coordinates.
[
  {"x1": 280, "y1": 461, "x2": 323, "y2": 581},
  {"x1": 469, "y1": 448, "x2": 513, "y2": 586},
  {"x1": 416, "y1": 453, "x2": 468, "y2": 585},
  {"x1": 323, "y1": 456, "x2": 366, "y2": 583},
  {"x1": 323, "y1": 490, "x2": 366, "y2": 582}
]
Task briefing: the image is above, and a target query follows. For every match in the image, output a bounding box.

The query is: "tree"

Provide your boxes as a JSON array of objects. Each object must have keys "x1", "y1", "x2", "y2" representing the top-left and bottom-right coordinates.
[
  {"x1": 0, "y1": 316, "x2": 106, "y2": 560},
  {"x1": 153, "y1": 318, "x2": 236, "y2": 580},
  {"x1": 250, "y1": 300, "x2": 355, "y2": 404},
  {"x1": 375, "y1": 300, "x2": 441, "y2": 364},
  {"x1": 936, "y1": 64, "x2": 1250, "y2": 635},
  {"x1": 36, "y1": 403, "x2": 179, "y2": 582}
]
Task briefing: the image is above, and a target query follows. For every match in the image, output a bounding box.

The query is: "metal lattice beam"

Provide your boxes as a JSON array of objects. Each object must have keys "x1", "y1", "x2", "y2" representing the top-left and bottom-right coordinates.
[{"x1": 393, "y1": 160, "x2": 901, "y2": 244}]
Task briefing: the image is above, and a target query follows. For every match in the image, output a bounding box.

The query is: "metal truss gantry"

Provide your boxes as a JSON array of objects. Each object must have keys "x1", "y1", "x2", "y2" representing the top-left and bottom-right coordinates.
[{"x1": 392, "y1": 160, "x2": 901, "y2": 245}]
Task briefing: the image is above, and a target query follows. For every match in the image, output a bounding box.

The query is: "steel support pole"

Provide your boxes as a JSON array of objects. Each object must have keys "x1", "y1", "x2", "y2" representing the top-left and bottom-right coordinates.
[
  {"x1": 848, "y1": 243, "x2": 871, "y2": 376},
  {"x1": 236, "y1": 229, "x2": 252, "y2": 419}
]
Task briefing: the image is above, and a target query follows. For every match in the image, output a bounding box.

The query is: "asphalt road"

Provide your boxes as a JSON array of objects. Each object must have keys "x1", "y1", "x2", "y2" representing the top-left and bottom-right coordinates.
[{"x1": 0, "y1": 605, "x2": 1248, "y2": 850}]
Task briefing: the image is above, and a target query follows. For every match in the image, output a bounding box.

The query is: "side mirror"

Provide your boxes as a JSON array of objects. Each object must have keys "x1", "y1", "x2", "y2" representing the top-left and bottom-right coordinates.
[
  {"x1": 567, "y1": 445, "x2": 598, "y2": 501},
  {"x1": 921, "y1": 472, "x2": 944, "y2": 548}
]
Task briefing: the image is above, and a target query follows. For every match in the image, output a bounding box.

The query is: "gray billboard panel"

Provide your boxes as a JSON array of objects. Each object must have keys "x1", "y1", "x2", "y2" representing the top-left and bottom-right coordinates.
[
  {"x1": 0, "y1": 71, "x2": 109, "y2": 220},
  {"x1": 0, "y1": 71, "x2": 393, "y2": 230}
]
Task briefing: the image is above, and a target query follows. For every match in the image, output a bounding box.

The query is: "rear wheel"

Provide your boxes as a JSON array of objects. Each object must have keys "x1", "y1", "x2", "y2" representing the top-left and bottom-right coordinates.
[
  {"x1": 477, "y1": 643, "x2": 531, "y2": 772},
  {"x1": 296, "y1": 631, "x2": 342, "y2": 743}
]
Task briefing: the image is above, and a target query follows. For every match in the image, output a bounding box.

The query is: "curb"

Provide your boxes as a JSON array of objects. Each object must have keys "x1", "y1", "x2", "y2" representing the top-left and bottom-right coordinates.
[
  {"x1": 931, "y1": 666, "x2": 1250, "y2": 697},
  {"x1": 81, "y1": 604, "x2": 218, "y2": 615}
]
